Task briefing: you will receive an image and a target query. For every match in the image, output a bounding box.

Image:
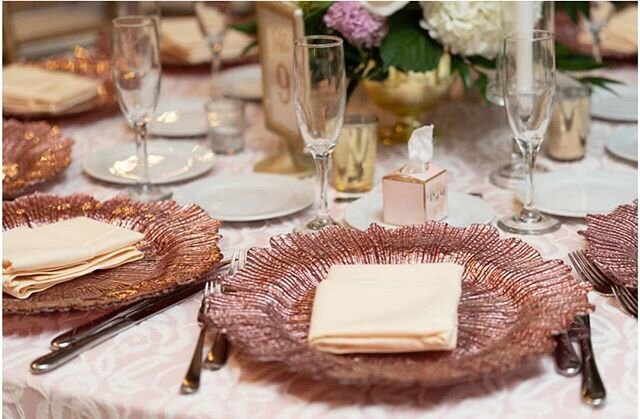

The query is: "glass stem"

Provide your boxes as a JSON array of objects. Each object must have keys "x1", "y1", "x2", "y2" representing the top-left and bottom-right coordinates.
[
  {"x1": 134, "y1": 121, "x2": 151, "y2": 193},
  {"x1": 518, "y1": 139, "x2": 541, "y2": 222},
  {"x1": 210, "y1": 46, "x2": 222, "y2": 99},
  {"x1": 313, "y1": 153, "x2": 330, "y2": 220}
]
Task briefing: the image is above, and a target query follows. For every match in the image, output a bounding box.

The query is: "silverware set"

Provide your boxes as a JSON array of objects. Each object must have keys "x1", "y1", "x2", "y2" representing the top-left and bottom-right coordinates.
[
  {"x1": 569, "y1": 250, "x2": 638, "y2": 317},
  {"x1": 551, "y1": 251, "x2": 617, "y2": 408},
  {"x1": 29, "y1": 258, "x2": 231, "y2": 374},
  {"x1": 180, "y1": 248, "x2": 246, "y2": 395}
]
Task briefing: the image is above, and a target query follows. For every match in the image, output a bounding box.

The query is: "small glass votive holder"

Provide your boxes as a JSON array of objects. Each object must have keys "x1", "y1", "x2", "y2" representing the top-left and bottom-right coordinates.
[
  {"x1": 205, "y1": 99, "x2": 245, "y2": 155},
  {"x1": 546, "y1": 83, "x2": 591, "y2": 161},
  {"x1": 331, "y1": 114, "x2": 378, "y2": 193}
]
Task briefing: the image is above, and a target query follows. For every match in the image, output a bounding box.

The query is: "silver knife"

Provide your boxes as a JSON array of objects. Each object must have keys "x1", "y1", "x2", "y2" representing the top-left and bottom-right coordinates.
[
  {"x1": 31, "y1": 280, "x2": 206, "y2": 374},
  {"x1": 575, "y1": 314, "x2": 606, "y2": 407},
  {"x1": 554, "y1": 332, "x2": 581, "y2": 376},
  {"x1": 50, "y1": 259, "x2": 230, "y2": 350}
]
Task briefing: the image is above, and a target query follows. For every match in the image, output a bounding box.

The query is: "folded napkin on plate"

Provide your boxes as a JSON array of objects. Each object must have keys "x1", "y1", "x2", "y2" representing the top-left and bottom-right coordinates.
[
  {"x1": 308, "y1": 263, "x2": 464, "y2": 354},
  {"x1": 161, "y1": 17, "x2": 254, "y2": 63},
  {"x1": 3, "y1": 217, "x2": 144, "y2": 299},
  {"x1": 3, "y1": 64, "x2": 100, "y2": 113},
  {"x1": 578, "y1": 5, "x2": 638, "y2": 54}
]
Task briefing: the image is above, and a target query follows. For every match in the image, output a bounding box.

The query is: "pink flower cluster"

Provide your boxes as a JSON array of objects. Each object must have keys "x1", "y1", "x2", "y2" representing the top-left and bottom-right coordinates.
[{"x1": 324, "y1": 1, "x2": 387, "y2": 49}]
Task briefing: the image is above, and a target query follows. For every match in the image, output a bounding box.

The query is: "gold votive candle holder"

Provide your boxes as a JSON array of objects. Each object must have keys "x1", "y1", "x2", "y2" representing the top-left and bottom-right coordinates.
[
  {"x1": 546, "y1": 84, "x2": 591, "y2": 161},
  {"x1": 332, "y1": 114, "x2": 378, "y2": 193}
]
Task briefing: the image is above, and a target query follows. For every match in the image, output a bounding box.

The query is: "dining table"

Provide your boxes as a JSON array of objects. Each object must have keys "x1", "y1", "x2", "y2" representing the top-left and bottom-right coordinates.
[{"x1": 3, "y1": 65, "x2": 637, "y2": 419}]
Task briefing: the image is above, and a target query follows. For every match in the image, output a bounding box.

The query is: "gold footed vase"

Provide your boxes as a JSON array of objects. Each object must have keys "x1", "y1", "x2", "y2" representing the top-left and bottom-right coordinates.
[{"x1": 362, "y1": 53, "x2": 454, "y2": 145}]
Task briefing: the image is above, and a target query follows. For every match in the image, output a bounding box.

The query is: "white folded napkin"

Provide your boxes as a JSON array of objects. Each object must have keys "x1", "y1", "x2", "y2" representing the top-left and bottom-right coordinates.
[
  {"x1": 161, "y1": 17, "x2": 254, "y2": 64},
  {"x1": 3, "y1": 64, "x2": 100, "y2": 113},
  {"x1": 308, "y1": 263, "x2": 463, "y2": 354},
  {"x1": 3, "y1": 217, "x2": 144, "y2": 299}
]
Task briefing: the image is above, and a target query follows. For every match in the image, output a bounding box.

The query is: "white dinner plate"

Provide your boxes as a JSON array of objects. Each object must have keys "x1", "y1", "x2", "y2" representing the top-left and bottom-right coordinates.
[
  {"x1": 344, "y1": 190, "x2": 495, "y2": 230},
  {"x1": 591, "y1": 84, "x2": 638, "y2": 122},
  {"x1": 148, "y1": 99, "x2": 207, "y2": 138},
  {"x1": 174, "y1": 174, "x2": 314, "y2": 222},
  {"x1": 516, "y1": 170, "x2": 637, "y2": 218},
  {"x1": 605, "y1": 126, "x2": 638, "y2": 162},
  {"x1": 220, "y1": 64, "x2": 262, "y2": 101},
  {"x1": 83, "y1": 140, "x2": 215, "y2": 185}
]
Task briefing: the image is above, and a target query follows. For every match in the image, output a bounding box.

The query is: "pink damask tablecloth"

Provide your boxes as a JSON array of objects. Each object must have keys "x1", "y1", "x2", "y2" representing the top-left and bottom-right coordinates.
[{"x1": 3, "y1": 67, "x2": 638, "y2": 419}]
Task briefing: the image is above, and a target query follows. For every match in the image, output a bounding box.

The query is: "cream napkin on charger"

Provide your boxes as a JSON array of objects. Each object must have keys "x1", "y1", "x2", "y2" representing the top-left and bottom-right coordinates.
[
  {"x1": 3, "y1": 217, "x2": 144, "y2": 299},
  {"x1": 161, "y1": 17, "x2": 254, "y2": 64},
  {"x1": 307, "y1": 263, "x2": 464, "y2": 354},
  {"x1": 3, "y1": 64, "x2": 100, "y2": 114}
]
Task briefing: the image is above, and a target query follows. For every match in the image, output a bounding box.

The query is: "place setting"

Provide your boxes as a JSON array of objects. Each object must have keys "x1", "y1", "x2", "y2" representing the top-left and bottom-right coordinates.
[{"x1": 2, "y1": 1, "x2": 638, "y2": 417}]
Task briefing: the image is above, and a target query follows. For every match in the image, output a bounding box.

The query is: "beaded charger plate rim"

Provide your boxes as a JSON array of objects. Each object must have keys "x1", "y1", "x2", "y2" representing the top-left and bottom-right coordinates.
[
  {"x1": 3, "y1": 193, "x2": 222, "y2": 314},
  {"x1": 580, "y1": 200, "x2": 638, "y2": 288},
  {"x1": 3, "y1": 119, "x2": 74, "y2": 200},
  {"x1": 208, "y1": 223, "x2": 592, "y2": 387}
]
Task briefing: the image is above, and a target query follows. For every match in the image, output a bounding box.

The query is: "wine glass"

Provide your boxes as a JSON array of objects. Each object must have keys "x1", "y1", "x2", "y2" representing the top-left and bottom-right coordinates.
[
  {"x1": 112, "y1": 16, "x2": 170, "y2": 202},
  {"x1": 293, "y1": 35, "x2": 346, "y2": 232},
  {"x1": 498, "y1": 30, "x2": 559, "y2": 235},
  {"x1": 195, "y1": 1, "x2": 228, "y2": 99}
]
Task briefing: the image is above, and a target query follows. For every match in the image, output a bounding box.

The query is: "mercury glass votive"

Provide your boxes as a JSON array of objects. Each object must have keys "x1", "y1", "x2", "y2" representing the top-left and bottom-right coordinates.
[
  {"x1": 546, "y1": 84, "x2": 591, "y2": 161},
  {"x1": 331, "y1": 114, "x2": 378, "y2": 193}
]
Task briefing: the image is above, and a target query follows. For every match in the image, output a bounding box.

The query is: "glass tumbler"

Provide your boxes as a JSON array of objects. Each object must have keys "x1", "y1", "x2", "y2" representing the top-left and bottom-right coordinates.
[
  {"x1": 205, "y1": 99, "x2": 245, "y2": 155},
  {"x1": 331, "y1": 114, "x2": 378, "y2": 193}
]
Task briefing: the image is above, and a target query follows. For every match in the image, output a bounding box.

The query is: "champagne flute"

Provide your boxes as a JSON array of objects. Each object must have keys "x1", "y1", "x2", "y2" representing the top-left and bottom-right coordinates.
[
  {"x1": 293, "y1": 35, "x2": 346, "y2": 232},
  {"x1": 112, "y1": 16, "x2": 170, "y2": 201},
  {"x1": 498, "y1": 30, "x2": 559, "y2": 235},
  {"x1": 195, "y1": 1, "x2": 228, "y2": 99}
]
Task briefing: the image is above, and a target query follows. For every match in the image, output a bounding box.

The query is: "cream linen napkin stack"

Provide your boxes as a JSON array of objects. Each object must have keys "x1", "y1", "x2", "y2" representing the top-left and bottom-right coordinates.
[
  {"x1": 3, "y1": 217, "x2": 144, "y2": 299},
  {"x1": 3, "y1": 65, "x2": 100, "y2": 114},
  {"x1": 161, "y1": 17, "x2": 254, "y2": 64},
  {"x1": 308, "y1": 263, "x2": 464, "y2": 354}
]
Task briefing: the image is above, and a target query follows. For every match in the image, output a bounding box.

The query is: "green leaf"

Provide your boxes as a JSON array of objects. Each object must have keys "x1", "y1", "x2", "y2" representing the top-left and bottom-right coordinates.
[
  {"x1": 451, "y1": 56, "x2": 471, "y2": 91},
  {"x1": 557, "y1": 55, "x2": 607, "y2": 71},
  {"x1": 240, "y1": 40, "x2": 258, "y2": 56},
  {"x1": 380, "y1": 13, "x2": 442, "y2": 72},
  {"x1": 473, "y1": 72, "x2": 489, "y2": 102},
  {"x1": 466, "y1": 55, "x2": 495, "y2": 69},
  {"x1": 558, "y1": 1, "x2": 590, "y2": 24},
  {"x1": 301, "y1": 1, "x2": 333, "y2": 35},
  {"x1": 576, "y1": 76, "x2": 624, "y2": 94},
  {"x1": 230, "y1": 20, "x2": 257, "y2": 35}
]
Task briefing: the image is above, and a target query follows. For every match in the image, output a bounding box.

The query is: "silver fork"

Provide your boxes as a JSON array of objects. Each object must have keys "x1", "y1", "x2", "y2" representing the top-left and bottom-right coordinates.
[
  {"x1": 612, "y1": 285, "x2": 638, "y2": 318},
  {"x1": 568, "y1": 251, "x2": 613, "y2": 295},
  {"x1": 203, "y1": 248, "x2": 247, "y2": 370},
  {"x1": 179, "y1": 280, "x2": 215, "y2": 394}
]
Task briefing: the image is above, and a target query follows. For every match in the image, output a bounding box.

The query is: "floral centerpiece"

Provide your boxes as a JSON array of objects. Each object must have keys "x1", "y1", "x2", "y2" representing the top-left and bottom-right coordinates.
[{"x1": 236, "y1": 1, "x2": 617, "y2": 144}]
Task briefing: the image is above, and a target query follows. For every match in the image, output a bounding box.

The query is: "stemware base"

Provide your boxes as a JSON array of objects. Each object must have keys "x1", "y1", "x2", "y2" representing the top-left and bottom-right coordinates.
[
  {"x1": 497, "y1": 211, "x2": 561, "y2": 235},
  {"x1": 129, "y1": 184, "x2": 173, "y2": 202},
  {"x1": 295, "y1": 216, "x2": 339, "y2": 233}
]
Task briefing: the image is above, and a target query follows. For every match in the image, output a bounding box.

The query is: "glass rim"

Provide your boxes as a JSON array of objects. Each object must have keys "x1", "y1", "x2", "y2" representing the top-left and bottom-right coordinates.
[
  {"x1": 504, "y1": 30, "x2": 554, "y2": 42},
  {"x1": 295, "y1": 35, "x2": 343, "y2": 48},
  {"x1": 112, "y1": 15, "x2": 155, "y2": 28}
]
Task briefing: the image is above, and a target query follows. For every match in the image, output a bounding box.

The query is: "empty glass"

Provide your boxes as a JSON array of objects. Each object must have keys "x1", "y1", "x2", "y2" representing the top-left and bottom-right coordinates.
[
  {"x1": 195, "y1": 1, "x2": 228, "y2": 98},
  {"x1": 112, "y1": 16, "x2": 170, "y2": 201},
  {"x1": 205, "y1": 99, "x2": 245, "y2": 155},
  {"x1": 293, "y1": 35, "x2": 346, "y2": 232},
  {"x1": 498, "y1": 30, "x2": 559, "y2": 235}
]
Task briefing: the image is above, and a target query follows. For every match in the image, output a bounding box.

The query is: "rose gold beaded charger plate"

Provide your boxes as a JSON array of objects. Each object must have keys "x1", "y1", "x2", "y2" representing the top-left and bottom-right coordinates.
[
  {"x1": 208, "y1": 224, "x2": 592, "y2": 388},
  {"x1": 3, "y1": 119, "x2": 73, "y2": 200},
  {"x1": 3, "y1": 193, "x2": 222, "y2": 314},
  {"x1": 580, "y1": 200, "x2": 638, "y2": 288}
]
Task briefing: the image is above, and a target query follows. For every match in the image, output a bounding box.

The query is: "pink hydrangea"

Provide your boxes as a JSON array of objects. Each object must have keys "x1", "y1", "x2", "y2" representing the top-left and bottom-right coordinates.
[{"x1": 324, "y1": 2, "x2": 387, "y2": 49}]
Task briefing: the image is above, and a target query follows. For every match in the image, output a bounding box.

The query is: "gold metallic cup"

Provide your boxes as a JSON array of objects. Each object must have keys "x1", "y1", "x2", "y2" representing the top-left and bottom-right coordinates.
[
  {"x1": 332, "y1": 114, "x2": 378, "y2": 193},
  {"x1": 546, "y1": 84, "x2": 591, "y2": 161}
]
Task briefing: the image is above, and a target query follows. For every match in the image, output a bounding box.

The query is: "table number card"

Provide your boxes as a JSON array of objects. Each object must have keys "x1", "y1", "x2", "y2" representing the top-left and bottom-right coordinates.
[{"x1": 256, "y1": 1, "x2": 304, "y2": 149}]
